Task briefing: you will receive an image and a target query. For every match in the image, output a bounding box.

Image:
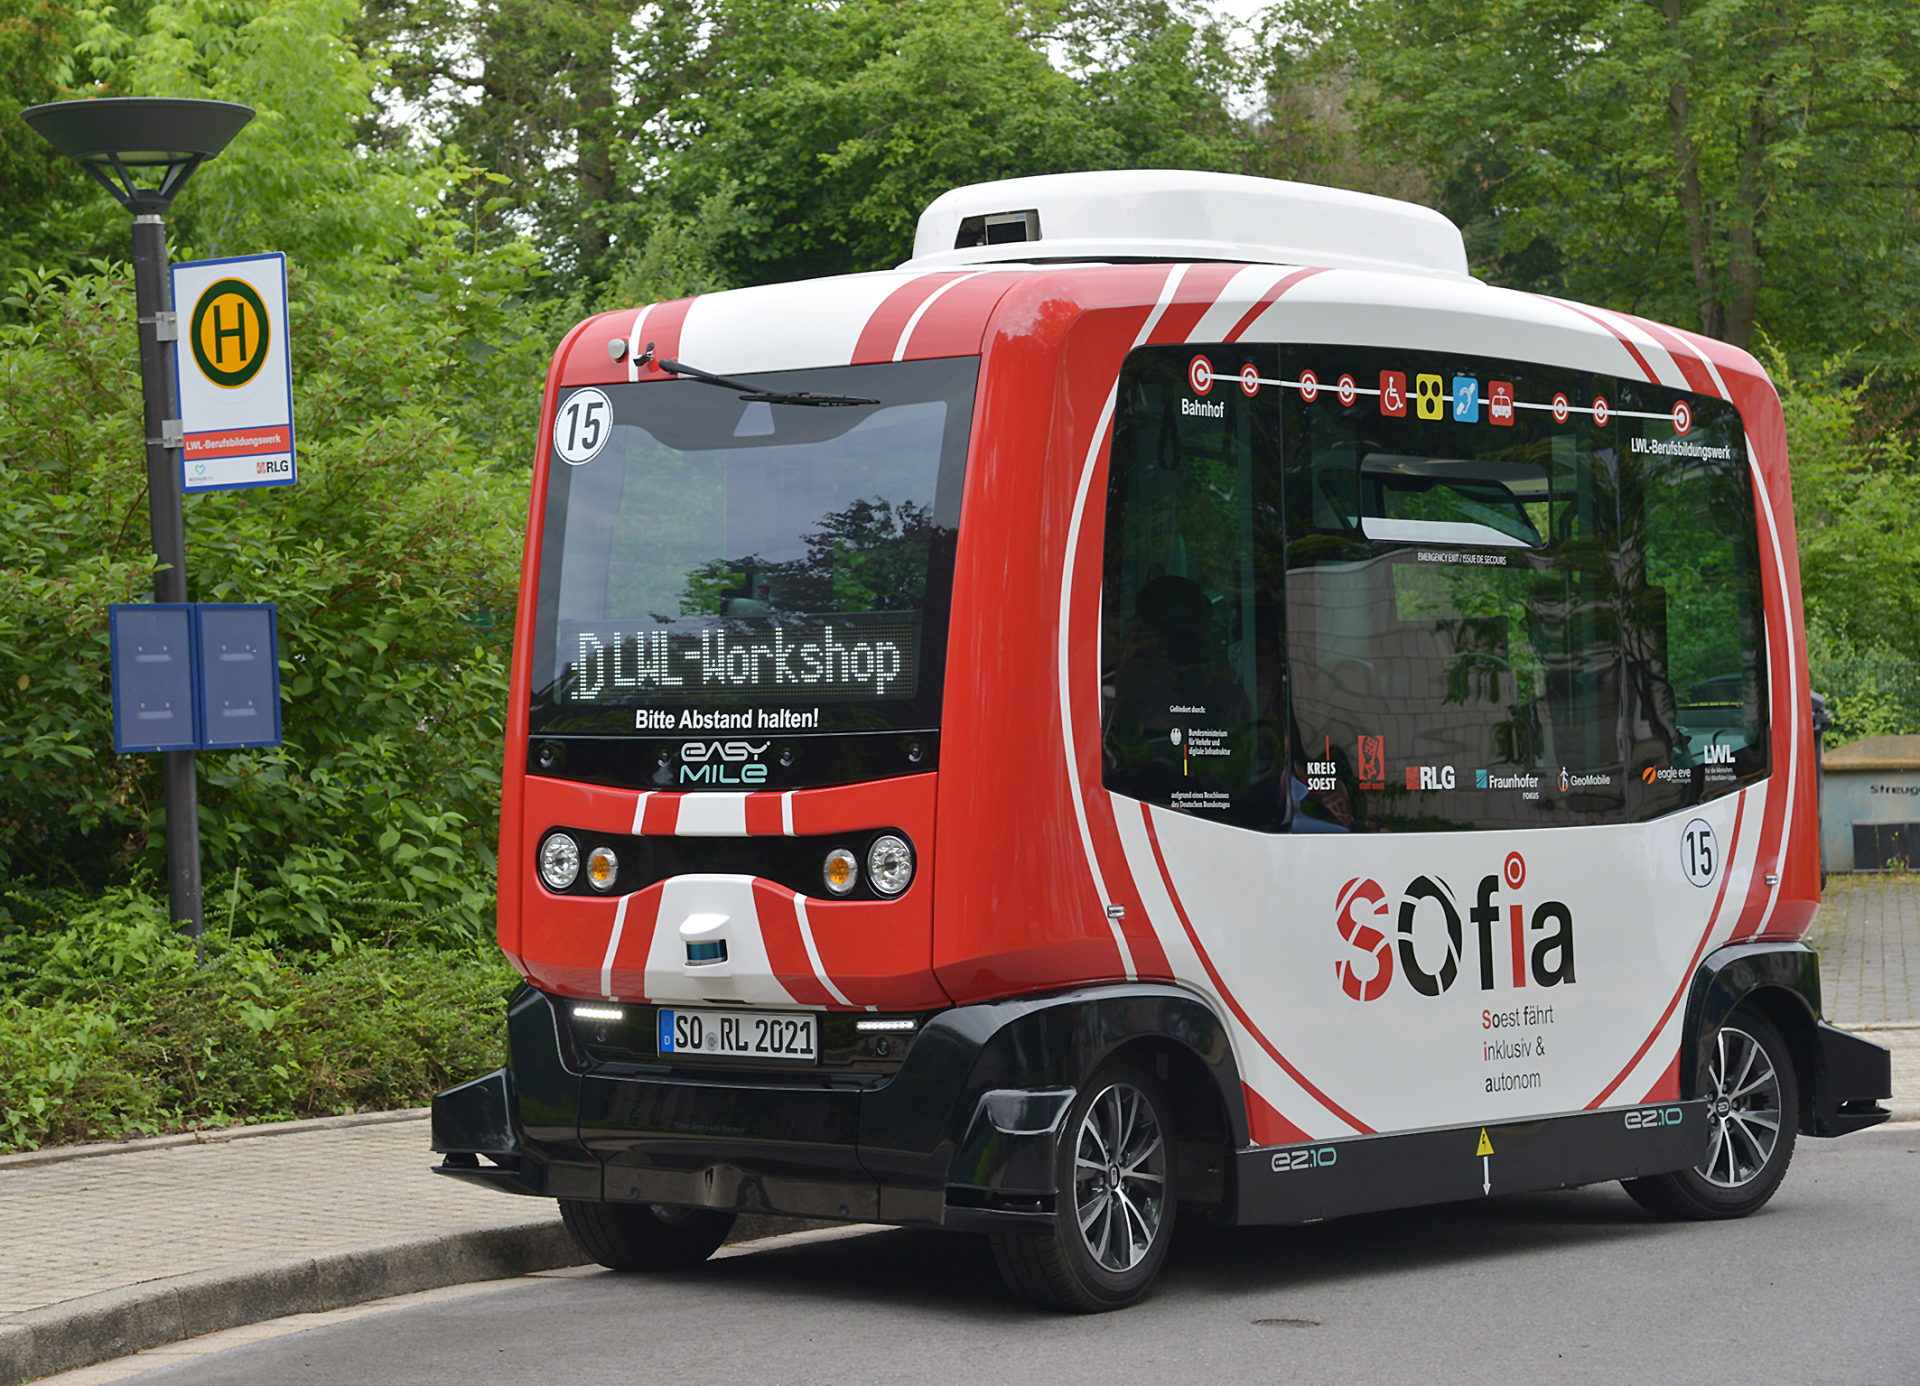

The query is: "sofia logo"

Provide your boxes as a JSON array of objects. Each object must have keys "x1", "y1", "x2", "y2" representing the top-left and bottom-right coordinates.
[
  {"x1": 1333, "y1": 877, "x2": 1393, "y2": 1001},
  {"x1": 1335, "y1": 852, "x2": 1576, "y2": 1002}
]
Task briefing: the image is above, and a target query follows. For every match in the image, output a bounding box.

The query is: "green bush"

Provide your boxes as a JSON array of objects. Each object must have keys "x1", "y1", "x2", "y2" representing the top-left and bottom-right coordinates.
[{"x1": 0, "y1": 885, "x2": 516, "y2": 1152}]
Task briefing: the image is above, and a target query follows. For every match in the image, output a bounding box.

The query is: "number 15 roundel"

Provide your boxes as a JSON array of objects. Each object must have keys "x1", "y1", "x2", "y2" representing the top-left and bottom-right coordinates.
[{"x1": 555, "y1": 388, "x2": 613, "y2": 465}]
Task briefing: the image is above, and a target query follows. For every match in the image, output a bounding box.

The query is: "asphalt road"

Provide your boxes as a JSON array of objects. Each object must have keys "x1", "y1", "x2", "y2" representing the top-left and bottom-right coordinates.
[{"x1": 122, "y1": 1126, "x2": 1919, "y2": 1386}]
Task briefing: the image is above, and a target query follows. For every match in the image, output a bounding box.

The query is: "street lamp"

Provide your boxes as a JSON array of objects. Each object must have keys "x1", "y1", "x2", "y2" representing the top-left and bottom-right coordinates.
[{"x1": 21, "y1": 98, "x2": 254, "y2": 938}]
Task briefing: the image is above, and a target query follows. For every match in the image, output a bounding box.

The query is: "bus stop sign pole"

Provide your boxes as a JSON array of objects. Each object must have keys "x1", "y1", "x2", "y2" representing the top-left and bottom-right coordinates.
[{"x1": 21, "y1": 98, "x2": 254, "y2": 938}]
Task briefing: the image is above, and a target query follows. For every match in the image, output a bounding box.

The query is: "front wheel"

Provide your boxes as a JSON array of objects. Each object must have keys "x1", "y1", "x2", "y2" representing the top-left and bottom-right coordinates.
[
  {"x1": 559, "y1": 1199, "x2": 736, "y2": 1270},
  {"x1": 989, "y1": 1062, "x2": 1177, "y2": 1312},
  {"x1": 1622, "y1": 1008, "x2": 1798, "y2": 1220}
]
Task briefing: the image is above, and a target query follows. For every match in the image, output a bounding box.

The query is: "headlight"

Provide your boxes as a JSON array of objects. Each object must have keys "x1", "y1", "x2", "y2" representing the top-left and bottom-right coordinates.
[
  {"x1": 538, "y1": 832, "x2": 580, "y2": 890},
  {"x1": 586, "y1": 845, "x2": 619, "y2": 892},
  {"x1": 823, "y1": 847, "x2": 858, "y2": 896},
  {"x1": 866, "y1": 834, "x2": 914, "y2": 896}
]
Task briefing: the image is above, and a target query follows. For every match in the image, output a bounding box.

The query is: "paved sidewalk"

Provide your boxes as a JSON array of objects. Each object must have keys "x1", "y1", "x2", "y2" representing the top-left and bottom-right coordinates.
[
  {"x1": 0, "y1": 1113, "x2": 544, "y2": 1319},
  {"x1": 0, "y1": 1111, "x2": 574, "y2": 1383},
  {"x1": 1807, "y1": 874, "x2": 1919, "y2": 1025}
]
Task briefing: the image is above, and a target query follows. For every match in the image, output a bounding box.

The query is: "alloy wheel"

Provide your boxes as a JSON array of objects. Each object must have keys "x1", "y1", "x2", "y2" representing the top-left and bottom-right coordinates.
[
  {"x1": 1697, "y1": 1023, "x2": 1784, "y2": 1189},
  {"x1": 1071, "y1": 1081, "x2": 1168, "y2": 1272}
]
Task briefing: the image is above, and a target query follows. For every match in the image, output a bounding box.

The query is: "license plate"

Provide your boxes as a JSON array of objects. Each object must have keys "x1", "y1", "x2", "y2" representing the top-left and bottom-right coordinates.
[{"x1": 657, "y1": 1008, "x2": 818, "y2": 1063}]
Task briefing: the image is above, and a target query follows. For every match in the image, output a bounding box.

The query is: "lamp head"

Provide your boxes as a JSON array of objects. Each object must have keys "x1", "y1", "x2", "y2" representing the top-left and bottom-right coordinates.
[{"x1": 21, "y1": 98, "x2": 254, "y2": 214}]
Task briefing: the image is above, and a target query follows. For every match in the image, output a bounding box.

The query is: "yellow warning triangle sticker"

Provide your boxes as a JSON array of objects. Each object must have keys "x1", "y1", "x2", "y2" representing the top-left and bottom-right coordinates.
[{"x1": 1476, "y1": 1129, "x2": 1495, "y2": 1157}]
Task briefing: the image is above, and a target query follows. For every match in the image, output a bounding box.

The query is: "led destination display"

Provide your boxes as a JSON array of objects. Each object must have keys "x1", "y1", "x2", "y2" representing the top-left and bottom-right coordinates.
[{"x1": 562, "y1": 616, "x2": 918, "y2": 702}]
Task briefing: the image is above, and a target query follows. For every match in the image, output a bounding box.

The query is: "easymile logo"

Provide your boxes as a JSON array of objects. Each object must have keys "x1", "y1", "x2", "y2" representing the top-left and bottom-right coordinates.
[
  {"x1": 1334, "y1": 852, "x2": 1576, "y2": 1002},
  {"x1": 680, "y1": 740, "x2": 770, "y2": 785}
]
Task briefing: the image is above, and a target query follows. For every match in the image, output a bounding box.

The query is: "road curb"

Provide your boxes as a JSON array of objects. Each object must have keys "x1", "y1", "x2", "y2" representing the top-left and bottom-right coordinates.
[
  {"x1": 0, "y1": 1109, "x2": 432, "y2": 1173},
  {"x1": 0, "y1": 1218, "x2": 576, "y2": 1385},
  {"x1": 0, "y1": 1209, "x2": 840, "y2": 1385}
]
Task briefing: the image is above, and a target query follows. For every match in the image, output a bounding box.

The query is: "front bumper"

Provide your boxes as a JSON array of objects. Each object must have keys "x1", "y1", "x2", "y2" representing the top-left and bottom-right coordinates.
[{"x1": 431, "y1": 983, "x2": 1238, "y2": 1230}]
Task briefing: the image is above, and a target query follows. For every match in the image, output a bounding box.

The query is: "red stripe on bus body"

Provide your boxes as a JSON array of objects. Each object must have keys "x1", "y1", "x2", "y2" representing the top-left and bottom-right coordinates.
[
  {"x1": 1585, "y1": 793, "x2": 1746, "y2": 1110},
  {"x1": 604, "y1": 886, "x2": 664, "y2": 1002},
  {"x1": 1729, "y1": 469, "x2": 1801, "y2": 940},
  {"x1": 750, "y1": 880, "x2": 837, "y2": 1006},
  {"x1": 1223, "y1": 267, "x2": 1330, "y2": 342},
  {"x1": 1135, "y1": 263, "x2": 1249, "y2": 348},
  {"x1": 632, "y1": 296, "x2": 696, "y2": 380},
  {"x1": 1141, "y1": 802, "x2": 1374, "y2": 1135},
  {"x1": 639, "y1": 794, "x2": 680, "y2": 835},
  {"x1": 851, "y1": 273, "x2": 971, "y2": 364},
  {"x1": 898, "y1": 272, "x2": 1022, "y2": 360},
  {"x1": 743, "y1": 795, "x2": 787, "y2": 836},
  {"x1": 1615, "y1": 313, "x2": 1726, "y2": 398},
  {"x1": 1066, "y1": 404, "x2": 1171, "y2": 979},
  {"x1": 1243, "y1": 1084, "x2": 1313, "y2": 1147},
  {"x1": 1552, "y1": 300, "x2": 1661, "y2": 384}
]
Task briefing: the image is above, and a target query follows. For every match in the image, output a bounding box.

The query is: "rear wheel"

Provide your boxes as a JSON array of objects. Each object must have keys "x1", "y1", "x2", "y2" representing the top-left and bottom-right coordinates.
[
  {"x1": 559, "y1": 1199, "x2": 736, "y2": 1270},
  {"x1": 990, "y1": 1062, "x2": 1177, "y2": 1312},
  {"x1": 1622, "y1": 1008, "x2": 1798, "y2": 1220}
]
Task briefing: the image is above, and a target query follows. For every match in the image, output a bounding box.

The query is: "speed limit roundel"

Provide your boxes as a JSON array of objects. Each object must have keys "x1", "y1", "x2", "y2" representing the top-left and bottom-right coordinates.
[{"x1": 554, "y1": 388, "x2": 613, "y2": 465}]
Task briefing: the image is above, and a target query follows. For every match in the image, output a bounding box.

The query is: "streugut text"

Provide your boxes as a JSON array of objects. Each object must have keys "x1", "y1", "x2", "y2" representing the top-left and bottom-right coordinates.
[{"x1": 572, "y1": 621, "x2": 915, "y2": 701}]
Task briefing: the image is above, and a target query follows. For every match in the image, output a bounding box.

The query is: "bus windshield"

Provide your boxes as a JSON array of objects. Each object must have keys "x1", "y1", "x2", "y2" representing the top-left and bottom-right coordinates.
[{"x1": 529, "y1": 357, "x2": 976, "y2": 740}]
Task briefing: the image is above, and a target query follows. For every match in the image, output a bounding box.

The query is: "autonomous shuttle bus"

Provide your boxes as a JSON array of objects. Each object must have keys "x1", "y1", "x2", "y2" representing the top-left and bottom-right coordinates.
[{"x1": 433, "y1": 170, "x2": 1892, "y2": 1310}]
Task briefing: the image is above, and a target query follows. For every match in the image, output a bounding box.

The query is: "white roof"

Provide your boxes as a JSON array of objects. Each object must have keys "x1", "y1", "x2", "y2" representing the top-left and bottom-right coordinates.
[{"x1": 904, "y1": 169, "x2": 1471, "y2": 279}]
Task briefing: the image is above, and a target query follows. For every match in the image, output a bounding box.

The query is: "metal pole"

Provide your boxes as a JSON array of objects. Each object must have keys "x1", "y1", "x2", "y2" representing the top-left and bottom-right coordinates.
[{"x1": 133, "y1": 211, "x2": 203, "y2": 938}]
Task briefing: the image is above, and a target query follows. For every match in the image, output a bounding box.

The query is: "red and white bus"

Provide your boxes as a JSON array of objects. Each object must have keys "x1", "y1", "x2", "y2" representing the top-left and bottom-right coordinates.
[{"x1": 434, "y1": 170, "x2": 1892, "y2": 1310}]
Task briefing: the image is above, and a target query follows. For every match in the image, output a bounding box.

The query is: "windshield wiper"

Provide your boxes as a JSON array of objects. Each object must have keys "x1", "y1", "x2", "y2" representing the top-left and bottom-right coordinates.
[{"x1": 638, "y1": 342, "x2": 879, "y2": 407}]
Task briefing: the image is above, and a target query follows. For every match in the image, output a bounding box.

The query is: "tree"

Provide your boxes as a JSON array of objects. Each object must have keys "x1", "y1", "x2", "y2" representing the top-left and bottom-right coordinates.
[
  {"x1": 359, "y1": 0, "x2": 704, "y2": 287},
  {"x1": 1286, "y1": 0, "x2": 1920, "y2": 369},
  {"x1": 642, "y1": 0, "x2": 1266, "y2": 290},
  {"x1": 0, "y1": 0, "x2": 547, "y2": 942}
]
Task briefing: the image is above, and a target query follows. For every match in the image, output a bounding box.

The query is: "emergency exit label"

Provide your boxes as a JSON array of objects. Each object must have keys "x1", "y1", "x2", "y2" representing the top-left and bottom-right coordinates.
[{"x1": 171, "y1": 252, "x2": 296, "y2": 493}]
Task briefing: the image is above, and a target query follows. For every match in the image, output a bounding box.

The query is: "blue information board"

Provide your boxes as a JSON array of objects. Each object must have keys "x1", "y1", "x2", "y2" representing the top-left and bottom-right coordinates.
[
  {"x1": 109, "y1": 605, "x2": 200, "y2": 752},
  {"x1": 194, "y1": 604, "x2": 282, "y2": 749},
  {"x1": 109, "y1": 603, "x2": 282, "y2": 752}
]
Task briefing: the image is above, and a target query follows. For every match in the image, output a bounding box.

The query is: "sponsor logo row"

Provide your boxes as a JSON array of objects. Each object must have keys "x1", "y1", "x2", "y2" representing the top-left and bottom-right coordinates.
[{"x1": 1307, "y1": 737, "x2": 1739, "y2": 795}]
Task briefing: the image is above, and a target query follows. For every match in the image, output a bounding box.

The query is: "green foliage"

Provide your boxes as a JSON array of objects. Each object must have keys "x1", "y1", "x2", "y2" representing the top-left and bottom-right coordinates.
[
  {"x1": 1776, "y1": 350, "x2": 1920, "y2": 673},
  {"x1": 1288, "y1": 0, "x2": 1920, "y2": 369},
  {"x1": 0, "y1": 885, "x2": 516, "y2": 1151},
  {"x1": 652, "y1": 0, "x2": 1264, "y2": 288},
  {"x1": 0, "y1": 252, "x2": 531, "y2": 940}
]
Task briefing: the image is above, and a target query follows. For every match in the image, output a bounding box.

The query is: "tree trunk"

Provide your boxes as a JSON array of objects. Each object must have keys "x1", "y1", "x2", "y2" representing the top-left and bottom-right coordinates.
[
  {"x1": 573, "y1": 0, "x2": 625, "y2": 270},
  {"x1": 1663, "y1": 0, "x2": 1723, "y2": 339},
  {"x1": 1721, "y1": 89, "x2": 1775, "y2": 350}
]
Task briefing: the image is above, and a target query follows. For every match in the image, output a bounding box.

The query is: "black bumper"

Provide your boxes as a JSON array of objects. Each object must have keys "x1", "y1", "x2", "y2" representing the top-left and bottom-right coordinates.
[
  {"x1": 1811, "y1": 1019, "x2": 1894, "y2": 1136},
  {"x1": 431, "y1": 983, "x2": 1242, "y2": 1230}
]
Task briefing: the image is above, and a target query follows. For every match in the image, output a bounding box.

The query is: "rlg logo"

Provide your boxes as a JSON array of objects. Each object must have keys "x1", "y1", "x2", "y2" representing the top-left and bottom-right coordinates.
[{"x1": 1334, "y1": 852, "x2": 1576, "y2": 1002}]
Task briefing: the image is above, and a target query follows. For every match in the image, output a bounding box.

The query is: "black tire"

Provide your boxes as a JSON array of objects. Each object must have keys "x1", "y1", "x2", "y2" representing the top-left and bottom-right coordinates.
[
  {"x1": 1622, "y1": 1007, "x2": 1799, "y2": 1220},
  {"x1": 559, "y1": 1199, "x2": 736, "y2": 1271},
  {"x1": 989, "y1": 1062, "x2": 1177, "y2": 1312}
]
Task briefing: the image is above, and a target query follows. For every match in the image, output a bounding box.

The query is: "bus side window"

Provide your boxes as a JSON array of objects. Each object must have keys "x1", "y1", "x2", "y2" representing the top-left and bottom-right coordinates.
[
  {"x1": 1625, "y1": 389, "x2": 1768, "y2": 781},
  {"x1": 1279, "y1": 345, "x2": 1767, "y2": 833},
  {"x1": 1100, "y1": 345, "x2": 1286, "y2": 832}
]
